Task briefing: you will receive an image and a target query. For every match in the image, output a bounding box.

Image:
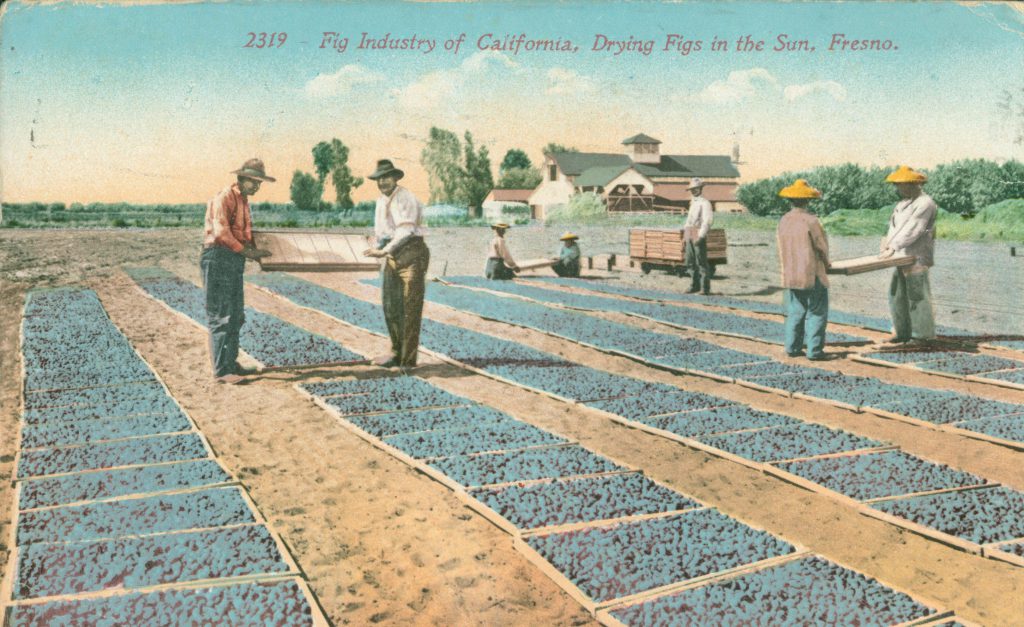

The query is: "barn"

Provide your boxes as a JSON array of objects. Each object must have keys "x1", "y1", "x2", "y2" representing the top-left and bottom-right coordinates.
[{"x1": 527, "y1": 133, "x2": 743, "y2": 220}]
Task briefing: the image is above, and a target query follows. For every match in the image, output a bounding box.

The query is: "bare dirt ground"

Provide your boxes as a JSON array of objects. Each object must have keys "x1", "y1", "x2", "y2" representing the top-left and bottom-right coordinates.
[{"x1": 2, "y1": 227, "x2": 1023, "y2": 626}]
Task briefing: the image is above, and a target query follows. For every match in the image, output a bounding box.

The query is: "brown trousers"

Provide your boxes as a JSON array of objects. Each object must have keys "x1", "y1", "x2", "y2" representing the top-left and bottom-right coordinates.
[{"x1": 382, "y1": 237, "x2": 430, "y2": 366}]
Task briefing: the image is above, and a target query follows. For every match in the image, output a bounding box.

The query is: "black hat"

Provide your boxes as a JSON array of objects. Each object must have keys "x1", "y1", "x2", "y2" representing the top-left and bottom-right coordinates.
[{"x1": 368, "y1": 159, "x2": 405, "y2": 181}]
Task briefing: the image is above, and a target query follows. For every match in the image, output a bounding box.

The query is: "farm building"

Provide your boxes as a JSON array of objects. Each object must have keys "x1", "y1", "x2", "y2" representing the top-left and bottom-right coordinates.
[
  {"x1": 527, "y1": 133, "x2": 743, "y2": 220},
  {"x1": 482, "y1": 188, "x2": 534, "y2": 219}
]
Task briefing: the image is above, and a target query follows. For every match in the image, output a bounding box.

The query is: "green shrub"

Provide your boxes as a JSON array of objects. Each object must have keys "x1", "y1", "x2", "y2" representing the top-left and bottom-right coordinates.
[{"x1": 545, "y1": 192, "x2": 606, "y2": 224}]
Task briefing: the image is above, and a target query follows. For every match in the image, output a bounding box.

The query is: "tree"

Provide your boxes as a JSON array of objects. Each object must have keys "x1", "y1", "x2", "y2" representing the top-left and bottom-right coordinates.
[
  {"x1": 312, "y1": 141, "x2": 334, "y2": 184},
  {"x1": 290, "y1": 170, "x2": 323, "y2": 211},
  {"x1": 459, "y1": 131, "x2": 494, "y2": 218},
  {"x1": 312, "y1": 139, "x2": 363, "y2": 211},
  {"x1": 927, "y1": 159, "x2": 1007, "y2": 215},
  {"x1": 421, "y1": 127, "x2": 463, "y2": 204},
  {"x1": 542, "y1": 142, "x2": 578, "y2": 155},
  {"x1": 328, "y1": 139, "x2": 363, "y2": 211},
  {"x1": 497, "y1": 167, "x2": 543, "y2": 190},
  {"x1": 500, "y1": 148, "x2": 532, "y2": 173}
]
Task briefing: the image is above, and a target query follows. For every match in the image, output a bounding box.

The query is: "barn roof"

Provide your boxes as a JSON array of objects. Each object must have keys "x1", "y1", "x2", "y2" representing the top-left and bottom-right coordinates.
[
  {"x1": 556, "y1": 152, "x2": 741, "y2": 188},
  {"x1": 622, "y1": 133, "x2": 662, "y2": 145}
]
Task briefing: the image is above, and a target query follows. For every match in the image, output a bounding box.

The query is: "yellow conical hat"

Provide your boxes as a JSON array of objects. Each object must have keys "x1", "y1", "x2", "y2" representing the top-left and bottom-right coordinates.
[
  {"x1": 778, "y1": 179, "x2": 822, "y2": 199},
  {"x1": 559, "y1": 232, "x2": 579, "y2": 241},
  {"x1": 885, "y1": 165, "x2": 927, "y2": 183}
]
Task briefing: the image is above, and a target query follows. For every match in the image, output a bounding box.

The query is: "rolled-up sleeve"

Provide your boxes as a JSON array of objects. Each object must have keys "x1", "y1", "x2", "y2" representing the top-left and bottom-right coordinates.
[
  {"x1": 381, "y1": 189, "x2": 423, "y2": 254},
  {"x1": 210, "y1": 192, "x2": 244, "y2": 253}
]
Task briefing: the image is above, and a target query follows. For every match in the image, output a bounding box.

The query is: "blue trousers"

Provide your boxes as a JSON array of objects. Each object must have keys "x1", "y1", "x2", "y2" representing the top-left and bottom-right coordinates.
[
  {"x1": 201, "y1": 246, "x2": 246, "y2": 377},
  {"x1": 784, "y1": 279, "x2": 829, "y2": 358}
]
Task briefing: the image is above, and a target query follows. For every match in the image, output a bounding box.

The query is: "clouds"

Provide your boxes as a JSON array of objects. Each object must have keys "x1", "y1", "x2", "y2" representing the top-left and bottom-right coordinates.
[
  {"x1": 684, "y1": 68, "x2": 846, "y2": 104},
  {"x1": 397, "y1": 51, "x2": 520, "y2": 110},
  {"x1": 304, "y1": 65, "x2": 385, "y2": 98},
  {"x1": 784, "y1": 80, "x2": 847, "y2": 102},
  {"x1": 545, "y1": 68, "x2": 595, "y2": 95},
  {"x1": 687, "y1": 68, "x2": 779, "y2": 104}
]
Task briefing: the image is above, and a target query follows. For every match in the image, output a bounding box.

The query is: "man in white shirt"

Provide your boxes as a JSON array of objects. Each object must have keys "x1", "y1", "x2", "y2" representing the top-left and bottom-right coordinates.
[
  {"x1": 879, "y1": 165, "x2": 937, "y2": 344},
  {"x1": 363, "y1": 159, "x2": 429, "y2": 368},
  {"x1": 684, "y1": 178, "x2": 714, "y2": 295},
  {"x1": 485, "y1": 223, "x2": 519, "y2": 280}
]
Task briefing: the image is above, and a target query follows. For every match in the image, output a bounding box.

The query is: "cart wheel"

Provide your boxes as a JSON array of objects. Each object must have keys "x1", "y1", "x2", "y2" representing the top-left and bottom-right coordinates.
[{"x1": 640, "y1": 262, "x2": 652, "y2": 275}]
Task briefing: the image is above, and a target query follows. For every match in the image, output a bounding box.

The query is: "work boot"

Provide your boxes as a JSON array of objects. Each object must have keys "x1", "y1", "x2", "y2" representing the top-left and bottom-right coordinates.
[
  {"x1": 372, "y1": 354, "x2": 399, "y2": 368},
  {"x1": 215, "y1": 374, "x2": 247, "y2": 385}
]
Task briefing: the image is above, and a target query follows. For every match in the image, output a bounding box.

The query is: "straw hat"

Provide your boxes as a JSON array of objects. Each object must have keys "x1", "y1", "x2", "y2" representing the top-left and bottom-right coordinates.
[
  {"x1": 491, "y1": 222, "x2": 510, "y2": 230},
  {"x1": 686, "y1": 177, "x2": 705, "y2": 191},
  {"x1": 232, "y1": 158, "x2": 276, "y2": 182},
  {"x1": 559, "y1": 232, "x2": 579, "y2": 241},
  {"x1": 885, "y1": 165, "x2": 927, "y2": 184},
  {"x1": 778, "y1": 179, "x2": 822, "y2": 199}
]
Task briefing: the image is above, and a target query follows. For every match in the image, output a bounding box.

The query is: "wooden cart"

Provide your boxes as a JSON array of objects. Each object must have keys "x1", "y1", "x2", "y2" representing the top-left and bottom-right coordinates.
[{"x1": 628, "y1": 227, "x2": 727, "y2": 277}]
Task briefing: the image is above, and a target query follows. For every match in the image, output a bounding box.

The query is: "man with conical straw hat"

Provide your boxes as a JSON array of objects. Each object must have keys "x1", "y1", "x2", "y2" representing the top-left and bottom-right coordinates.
[
  {"x1": 551, "y1": 232, "x2": 581, "y2": 278},
  {"x1": 879, "y1": 165, "x2": 937, "y2": 344},
  {"x1": 776, "y1": 179, "x2": 832, "y2": 361},
  {"x1": 485, "y1": 222, "x2": 519, "y2": 280}
]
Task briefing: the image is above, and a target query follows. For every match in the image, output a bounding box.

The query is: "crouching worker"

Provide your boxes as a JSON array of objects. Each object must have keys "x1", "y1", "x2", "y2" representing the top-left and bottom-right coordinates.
[
  {"x1": 776, "y1": 179, "x2": 832, "y2": 361},
  {"x1": 552, "y1": 232, "x2": 581, "y2": 277},
  {"x1": 485, "y1": 223, "x2": 519, "y2": 280}
]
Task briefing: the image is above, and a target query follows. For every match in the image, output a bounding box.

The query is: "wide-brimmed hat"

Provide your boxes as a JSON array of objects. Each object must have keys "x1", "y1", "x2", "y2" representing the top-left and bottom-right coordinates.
[
  {"x1": 368, "y1": 159, "x2": 405, "y2": 181},
  {"x1": 778, "y1": 179, "x2": 822, "y2": 199},
  {"x1": 559, "y1": 232, "x2": 579, "y2": 241},
  {"x1": 232, "y1": 158, "x2": 276, "y2": 182},
  {"x1": 885, "y1": 165, "x2": 927, "y2": 184},
  {"x1": 491, "y1": 222, "x2": 510, "y2": 230},
  {"x1": 686, "y1": 177, "x2": 705, "y2": 191}
]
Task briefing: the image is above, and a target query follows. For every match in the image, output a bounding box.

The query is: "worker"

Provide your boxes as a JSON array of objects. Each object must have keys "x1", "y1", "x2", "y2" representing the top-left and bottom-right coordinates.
[
  {"x1": 684, "y1": 177, "x2": 714, "y2": 294},
  {"x1": 776, "y1": 179, "x2": 832, "y2": 361},
  {"x1": 485, "y1": 223, "x2": 519, "y2": 280},
  {"x1": 879, "y1": 165, "x2": 937, "y2": 344},
  {"x1": 362, "y1": 158, "x2": 430, "y2": 369},
  {"x1": 200, "y1": 158, "x2": 274, "y2": 384},
  {"x1": 551, "y1": 232, "x2": 581, "y2": 277}
]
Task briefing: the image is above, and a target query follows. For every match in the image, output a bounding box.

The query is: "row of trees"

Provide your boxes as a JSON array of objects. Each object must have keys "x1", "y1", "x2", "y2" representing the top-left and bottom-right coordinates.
[
  {"x1": 289, "y1": 131, "x2": 557, "y2": 216},
  {"x1": 290, "y1": 139, "x2": 364, "y2": 212},
  {"x1": 737, "y1": 159, "x2": 1024, "y2": 216}
]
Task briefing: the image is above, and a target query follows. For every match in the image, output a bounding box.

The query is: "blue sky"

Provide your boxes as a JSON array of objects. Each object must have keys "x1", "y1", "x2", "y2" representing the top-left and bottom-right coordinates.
[{"x1": 1, "y1": 1, "x2": 1021, "y2": 203}]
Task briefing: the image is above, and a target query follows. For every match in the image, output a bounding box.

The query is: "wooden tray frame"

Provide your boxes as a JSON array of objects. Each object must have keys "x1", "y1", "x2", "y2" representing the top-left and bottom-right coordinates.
[
  {"x1": 514, "y1": 524, "x2": 809, "y2": 616},
  {"x1": 464, "y1": 471, "x2": 705, "y2": 538},
  {"x1": 981, "y1": 538, "x2": 1024, "y2": 568},
  {"x1": 4, "y1": 575, "x2": 329, "y2": 627},
  {"x1": 13, "y1": 430, "x2": 219, "y2": 482},
  {"x1": 826, "y1": 253, "x2": 916, "y2": 275},
  {"x1": 597, "y1": 552, "x2": 954, "y2": 627},
  {"x1": 128, "y1": 271, "x2": 366, "y2": 371},
  {"x1": 254, "y1": 229, "x2": 379, "y2": 272}
]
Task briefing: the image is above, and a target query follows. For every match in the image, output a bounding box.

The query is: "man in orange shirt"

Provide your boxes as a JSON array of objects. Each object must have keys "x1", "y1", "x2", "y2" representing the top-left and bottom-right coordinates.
[{"x1": 201, "y1": 158, "x2": 274, "y2": 383}]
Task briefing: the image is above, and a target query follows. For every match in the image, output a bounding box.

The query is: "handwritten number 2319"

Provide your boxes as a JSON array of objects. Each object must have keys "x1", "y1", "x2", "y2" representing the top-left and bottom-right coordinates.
[{"x1": 244, "y1": 32, "x2": 287, "y2": 48}]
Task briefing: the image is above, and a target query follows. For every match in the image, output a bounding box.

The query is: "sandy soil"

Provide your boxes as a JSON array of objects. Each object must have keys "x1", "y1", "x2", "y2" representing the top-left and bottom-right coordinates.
[{"x1": 2, "y1": 227, "x2": 1023, "y2": 626}]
